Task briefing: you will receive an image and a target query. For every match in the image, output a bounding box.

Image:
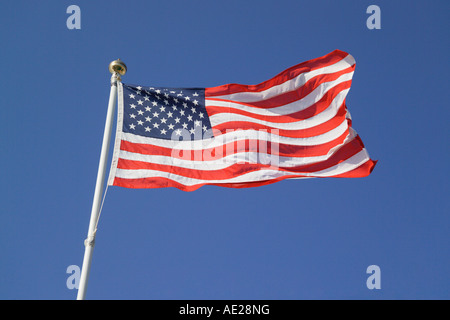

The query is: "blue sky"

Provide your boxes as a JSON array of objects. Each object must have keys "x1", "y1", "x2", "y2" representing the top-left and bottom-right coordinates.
[{"x1": 0, "y1": 0, "x2": 449, "y2": 300}]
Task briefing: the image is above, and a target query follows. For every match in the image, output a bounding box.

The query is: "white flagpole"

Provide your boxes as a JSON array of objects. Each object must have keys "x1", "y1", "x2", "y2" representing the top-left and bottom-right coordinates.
[{"x1": 77, "y1": 59, "x2": 127, "y2": 300}]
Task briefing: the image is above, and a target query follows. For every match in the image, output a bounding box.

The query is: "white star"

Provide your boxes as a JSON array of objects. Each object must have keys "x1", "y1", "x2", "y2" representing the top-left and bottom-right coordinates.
[
  {"x1": 152, "y1": 101, "x2": 158, "y2": 106},
  {"x1": 164, "y1": 99, "x2": 169, "y2": 105},
  {"x1": 144, "y1": 96, "x2": 150, "y2": 101},
  {"x1": 167, "y1": 111, "x2": 173, "y2": 118},
  {"x1": 137, "y1": 110, "x2": 144, "y2": 115},
  {"x1": 145, "y1": 126, "x2": 151, "y2": 132},
  {"x1": 194, "y1": 120, "x2": 201, "y2": 127},
  {"x1": 129, "y1": 94, "x2": 135, "y2": 99},
  {"x1": 199, "y1": 112, "x2": 204, "y2": 118},
  {"x1": 153, "y1": 112, "x2": 159, "y2": 118},
  {"x1": 168, "y1": 124, "x2": 175, "y2": 130},
  {"x1": 160, "y1": 118, "x2": 167, "y2": 124},
  {"x1": 137, "y1": 120, "x2": 144, "y2": 125},
  {"x1": 153, "y1": 122, "x2": 160, "y2": 128},
  {"x1": 129, "y1": 124, "x2": 136, "y2": 130},
  {"x1": 185, "y1": 96, "x2": 190, "y2": 101},
  {"x1": 191, "y1": 107, "x2": 197, "y2": 113},
  {"x1": 145, "y1": 106, "x2": 151, "y2": 112},
  {"x1": 155, "y1": 89, "x2": 161, "y2": 94},
  {"x1": 187, "y1": 115, "x2": 193, "y2": 121},
  {"x1": 203, "y1": 125, "x2": 207, "y2": 132},
  {"x1": 130, "y1": 114, "x2": 136, "y2": 119},
  {"x1": 160, "y1": 129, "x2": 167, "y2": 135},
  {"x1": 189, "y1": 128, "x2": 195, "y2": 134},
  {"x1": 180, "y1": 110, "x2": 185, "y2": 116},
  {"x1": 182, "y1": 122, "x2": 188, "y2": 129},
  {"x1": 174, "y1": 117, "x2": 181, "y2": 123},
  {"x1": 136, "y1": 86, "x2": 142, "y2": 91},
  {"x1": 174, "y1": 98, "x2": 179, "y2": 103},
  {"x1": 172, "y1": 105, "x2": 177, "y2": 110},
  {"x1": 193, "y1": 100, "x2": 199, "y2": 105},
  {"x1": 182, "y1": 102, "x2": 188, "y2": 108},
  {"x1": 137, "y1": 100, "x2": 143, "y2": 105},
  {"x1": 175, "y1": 129, "x2": 182, "y2": 136},
  {"x1": 193, "y1": 92, "x2": 199, "y2": 97},
  {"x1": 159, "y1": 106, "x2": 166, "y2": 112},
  {"x1": 145, "y1": 116, "x2": 152, "y2": 122},
  {"x1": 130, "y1": 104, "x2": 137, "y2": 109}
]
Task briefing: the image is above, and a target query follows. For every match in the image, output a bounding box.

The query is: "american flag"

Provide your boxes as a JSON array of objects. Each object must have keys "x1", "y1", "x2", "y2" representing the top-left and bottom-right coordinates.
[{"x1": 107, "y1": 50, "x2": 376, "y2": 191}]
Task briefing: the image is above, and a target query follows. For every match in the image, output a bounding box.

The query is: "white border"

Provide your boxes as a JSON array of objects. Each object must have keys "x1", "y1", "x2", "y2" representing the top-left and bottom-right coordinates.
[{"x1": 107, "y1": 82, "x2": 124, "y2": 186}]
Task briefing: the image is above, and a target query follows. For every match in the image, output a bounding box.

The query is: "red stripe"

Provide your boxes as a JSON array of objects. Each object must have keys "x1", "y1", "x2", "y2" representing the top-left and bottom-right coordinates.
[
  {"x1": 285, "y1": 135, "x2": 366, "y2": 173},
  {"x1": 113, "y1": 175, "x2": 291, "y2": 191},
  {"x1": 206, "y1": 67, "x2": 353, "y2": 110},
  {"x1": 112, "y1": 158, "x2": 374, "y2": 192},
  {"x1": 211, "y1": 103, "x2": 348, "y2": 138},
  {"x1": 117, "y1": 159, "x2": 275, "y2": 181},
  {"x1": 116, "y1": 134, "x2": 364, "y2": 181},
  {"x1": 206, "y1": 80, "x2": 352, "y2": 123},
  {"x1": 330, "y1": 159, "x2": 377, "y2": 178},
  {"x1": 205, "y1": 50, "x2": 351, "y2": 97},
  {"x1": 119, "y1": 126, "x2": 351, "y2": 160}
]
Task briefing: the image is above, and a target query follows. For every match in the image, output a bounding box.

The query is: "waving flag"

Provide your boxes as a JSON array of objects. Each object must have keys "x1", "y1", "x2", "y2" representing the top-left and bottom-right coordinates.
[{"x1": 107, "y1": 50, "x2": 376, "y2": 191}]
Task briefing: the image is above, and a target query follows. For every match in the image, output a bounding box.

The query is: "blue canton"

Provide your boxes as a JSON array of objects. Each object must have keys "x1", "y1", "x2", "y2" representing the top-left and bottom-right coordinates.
[{"x1": 122, "y1": 84, "x2": 211, "y2": 140}]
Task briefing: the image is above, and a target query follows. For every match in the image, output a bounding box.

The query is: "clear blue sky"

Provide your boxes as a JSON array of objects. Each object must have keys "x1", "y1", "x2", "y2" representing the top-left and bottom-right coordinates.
[{"x1": 0, "y1": 0, "x2": 448, "y2": 300}]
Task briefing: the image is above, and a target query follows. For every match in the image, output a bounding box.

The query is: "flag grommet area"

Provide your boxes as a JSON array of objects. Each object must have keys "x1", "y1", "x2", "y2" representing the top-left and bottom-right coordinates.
[{"x1": 107, "y1": 50, "x2": 377, "y2": 191}]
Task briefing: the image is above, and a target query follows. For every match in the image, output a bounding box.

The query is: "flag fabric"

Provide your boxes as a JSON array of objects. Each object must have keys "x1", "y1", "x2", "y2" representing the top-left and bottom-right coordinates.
[{"x1": 107, "y1": 50, "x2": 377, "y2": 191}]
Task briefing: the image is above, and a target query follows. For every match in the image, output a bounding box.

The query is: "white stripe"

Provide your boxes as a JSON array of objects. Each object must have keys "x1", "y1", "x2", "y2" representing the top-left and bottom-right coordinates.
[
  {"x1": 206, "y1": 72, "x2": 353, "y2": 117},
  {"x1": 114, "y1": 149, "x2": 370, "y2": 186},
  {"x1": 208, "y1": 54, "x2": 355, "y2": 102},
  {"x1": 313, "y1": 148, "x2": 371, "y2": 176},
  {"x1": 209, "y1": 89, "x2": 349, "y2": 130},
  {"x1": 118, "y1": 147, "x2": 334, "y2": 170},
  {"x1": 120, "y1": 119, "x2": 349, "y2": 150},
  {"x1": 118, "y1": 128, "x2": 357, "y2": 169}
]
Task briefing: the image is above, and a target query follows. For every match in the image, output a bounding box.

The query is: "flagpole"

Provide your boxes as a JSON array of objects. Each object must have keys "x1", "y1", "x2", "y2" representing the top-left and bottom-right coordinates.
[{"x1": 76, "y1": 59, "x2": 127, "y2": 300}]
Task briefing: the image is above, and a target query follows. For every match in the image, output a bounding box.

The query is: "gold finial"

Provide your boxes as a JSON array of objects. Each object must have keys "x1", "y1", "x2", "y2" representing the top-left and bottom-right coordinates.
[{"x1": 109, "y1": 59, "x2": 127, "y2": 76}]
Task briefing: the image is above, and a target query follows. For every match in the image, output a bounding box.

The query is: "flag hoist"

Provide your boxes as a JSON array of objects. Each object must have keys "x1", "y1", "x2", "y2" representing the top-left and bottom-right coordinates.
[{"x1": 76, "y1": 59, "x2": 127, "y2": 300}]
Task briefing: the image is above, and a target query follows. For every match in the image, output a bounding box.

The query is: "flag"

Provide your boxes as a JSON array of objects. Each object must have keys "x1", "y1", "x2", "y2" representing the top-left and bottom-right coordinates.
[{"x1": 107, "y1": 50, "x2": 377, "y2": 191}]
